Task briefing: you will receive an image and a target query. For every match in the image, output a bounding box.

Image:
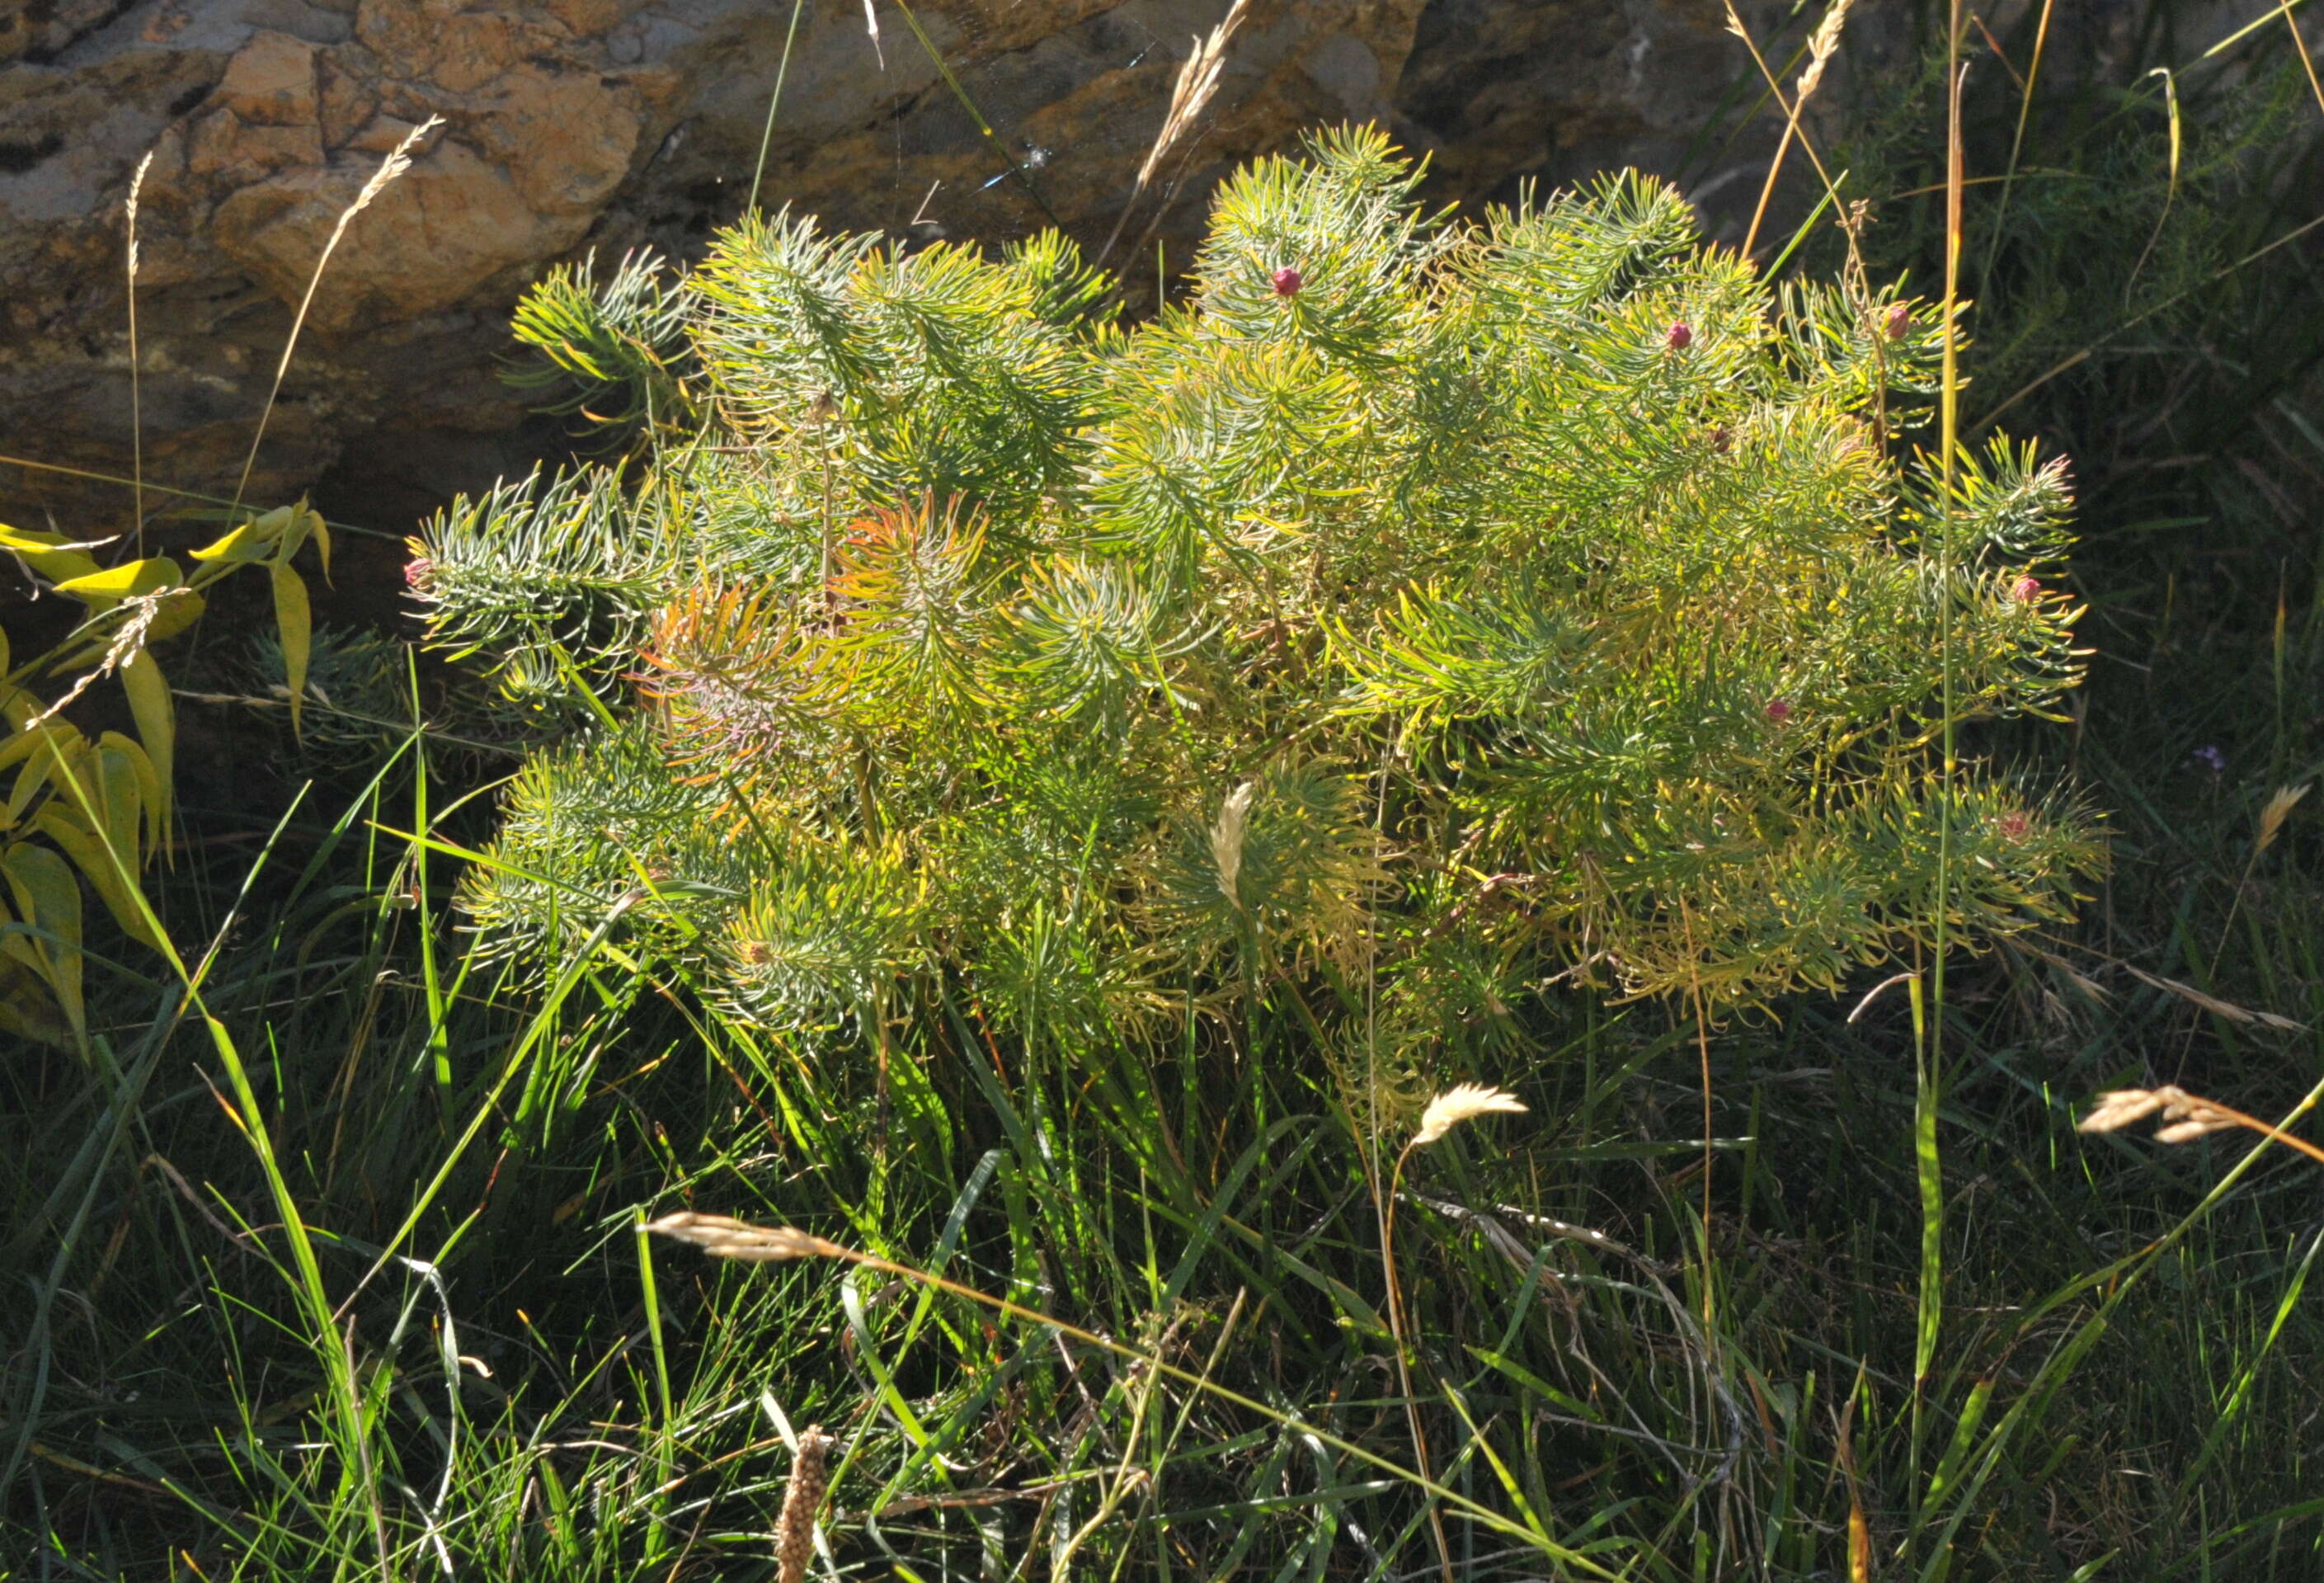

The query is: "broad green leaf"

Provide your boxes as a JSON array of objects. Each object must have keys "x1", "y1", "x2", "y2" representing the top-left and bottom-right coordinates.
[
  {"x1": 0, "y1": 720, "x2": 74, "y2": 780},
  {"x1": 7, "y1": 723, "x2": 83, "y2": 827},
  {"x1": 53, "y1": 555, "x2": 183, "y2": 605},
  {"x1": 272, "y1": 563, "x2": 312, "y2": 736},
  {"x1": 31, "y1": 805, "x2": 159, "y2": 949},
  {"x1": 93, "y1": 738, "x2": 148, "y2": 878},
  {"x1": 119, "y1": 652, "x2": 174, "y2": 840},
  {"x1": 2, "y1": 839, "x2": 85, "y2": 1040}
]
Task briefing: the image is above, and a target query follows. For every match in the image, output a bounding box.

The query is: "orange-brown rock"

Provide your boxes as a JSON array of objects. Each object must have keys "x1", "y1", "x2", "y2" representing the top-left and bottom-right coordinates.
[{"x1": 0, "y1": 0, "x2": 1852, "y2": 536}]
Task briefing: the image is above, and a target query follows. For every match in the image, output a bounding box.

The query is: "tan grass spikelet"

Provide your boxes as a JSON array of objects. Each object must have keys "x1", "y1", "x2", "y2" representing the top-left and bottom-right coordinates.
[
  {"x1": 1210, "y1": 780, "x2": 1256, "y2": 911},
  {"x1": 1411, "y1": 1084, "x2": 1527, "y2": 1147},
  {"x1": 1136, "y1": 0, "x2": 1251, "y2": 192},
  {"x1": 774, "y1": 1427, "x2": 834, "y2": 1583},
  {"x1": 2075, "y1": 1085, "x2": 2324, "y2": 1166},
  {"x1": 125, "y1": 147, "x2": 155, "y2": 549},
  {"x1": 2256, "y1": 782, "x2": 2310, "y2": 854},
  {"x1": 643, "y1": 1213, "x2": 848, "y2": 1263},
  {"x1": 2105, "y1": 1086, "x2": 2237, "y2": 1142},
  {"x1": 1795, "y1": 0, "x2": 1856, "y2": 102}
]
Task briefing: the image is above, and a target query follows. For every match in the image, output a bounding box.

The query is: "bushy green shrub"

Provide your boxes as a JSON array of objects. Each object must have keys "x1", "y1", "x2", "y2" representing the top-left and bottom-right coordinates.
[{"x1": 412, "y1": 129, "x2": 2096, "y2": 1074}]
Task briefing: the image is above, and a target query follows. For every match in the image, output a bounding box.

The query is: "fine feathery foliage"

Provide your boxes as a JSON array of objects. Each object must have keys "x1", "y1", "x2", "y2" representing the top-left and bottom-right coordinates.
[{"x1": 413, "y1": 127, "x2": 2098, "y2": 1058}]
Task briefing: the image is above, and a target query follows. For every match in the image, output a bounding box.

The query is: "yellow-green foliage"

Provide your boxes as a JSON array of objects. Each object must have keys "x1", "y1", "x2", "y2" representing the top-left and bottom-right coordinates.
[
  {"x1": 416, "y1": 129, "x2": 2097, "y2": 1063},
  {"x1": 0, "y1": 503, "x2": 327, "y2": 1045}
]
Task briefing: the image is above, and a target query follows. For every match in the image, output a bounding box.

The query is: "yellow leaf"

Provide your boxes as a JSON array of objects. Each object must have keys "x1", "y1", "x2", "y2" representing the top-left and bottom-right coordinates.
[
  {"x1": 2, "y1": 839, "x2": 85, "y2": 1041},
  {"x1": 272, "y1": 563, "x2": 312, "y2": 737},
  {"x1": 31, "y1": 805, "x2": 159, "y2": 949},
  {"x1": 120, "y1": 652, "x2": 174, "y2": 842},
  {"x1": 277, "y1": 499, "x2": 316, "y2": 566},
  {"x1": 188, "y1": 521, "x2": 279, "y2": 565},
  {"x1": 53, "y1": 555, "x2": 182, "y2": 605},
  {"x1": 0, "y1": 524, "x2": 103, "y2": 586},
  {"x1": 305, "y1": 506, "x2": 333, "y2": 583}
]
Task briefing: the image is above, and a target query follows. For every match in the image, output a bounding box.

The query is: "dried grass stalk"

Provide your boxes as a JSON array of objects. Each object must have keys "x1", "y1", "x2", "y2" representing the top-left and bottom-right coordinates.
[
  {"x1": 233, "y1": 115, "x2": 444, "y2": 510},
  {"x1": 1734, "y1": 0, "x2": 1854, "y2": 260},
  {"x1": 2078, "y1": 1084, "x2": 2324, "y2": 1166},
  {"x1": 1137, "y1": 0, "x2": 1250, "y2": 191},
  {"x1": 1098, "y1": 0, "x2": 1251, "y2": 265},
  {"x1": 644, "y1": 1213, "x2": 848, "y2": 1263},
  {"x1": 125, "y1": 148, "x2": 154, "y2": 549}
]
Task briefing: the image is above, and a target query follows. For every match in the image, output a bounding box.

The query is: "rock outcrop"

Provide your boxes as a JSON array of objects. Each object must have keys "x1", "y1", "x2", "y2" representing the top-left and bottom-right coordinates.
[{"x1": 2, "y1": 0, "x2": 1819, "y2": 535}]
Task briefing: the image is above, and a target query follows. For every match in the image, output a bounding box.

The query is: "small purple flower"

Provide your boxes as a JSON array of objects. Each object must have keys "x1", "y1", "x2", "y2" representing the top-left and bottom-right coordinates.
[
  {"x1": 1763, "y1": 696, "x2": 1793, "y2": 723},
  {"x1": 2194, "y1": 744, "x2": 2228, "y2": 775},
  {"x1": 1710, "y1": 425, "x2": 1733, "y2": 454},
  {"x1": 2011, "y1": 575, "x2": 2042, "y2": 604},
  {"x1": 1666, "y1": 320, "x2": 1693, "y2": 351},
  {"x1": 1272, "y1": 266, "x2": 1303, "y2": 297},
  {"x1": 1884, "y1": 301, "x2": 1911, "y2": 341}
]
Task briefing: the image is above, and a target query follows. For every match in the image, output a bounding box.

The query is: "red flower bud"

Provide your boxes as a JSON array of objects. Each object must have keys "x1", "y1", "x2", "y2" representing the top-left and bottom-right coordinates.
[
  {"x1": 1884, "y1": 302, "x2": 1911, "y2": 340},
  {"x1": 1710, "y1": 425, "x2": 1733, "y2": 454},
  {"x1": 2011, "y1": 575, "x2": 2041, "y2": 604},
  {"x1": 1272, "y1": 266, "x2": 1303, "y2": 297},
  {"x1": 403, "y1": 555, "x2": 434, "y2": 591},
  {"x1": 1763, "y1": 696, "x2": 1793, "y2": 723},
  {"x1": 1996, "y1": 809, "x2": 2031, "y2": 841},
  {"x1": 1666, "y1": 320, "x2": 1693, "y2": 351}
]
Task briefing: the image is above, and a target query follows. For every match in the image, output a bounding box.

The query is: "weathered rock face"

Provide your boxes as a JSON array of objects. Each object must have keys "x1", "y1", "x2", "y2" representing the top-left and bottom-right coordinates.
[{"x1": 1, "y1": 0, "x2": 1821, "y2": 536}]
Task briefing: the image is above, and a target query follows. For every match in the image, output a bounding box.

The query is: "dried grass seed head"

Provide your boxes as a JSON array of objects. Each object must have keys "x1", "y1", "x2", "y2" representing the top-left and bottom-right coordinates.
[
  {"x1": 1413, "y1": 1084, "x2": 1527, "y2": 1147},
  {"x1": 1136, "y1": 0, "x2": 1251, "y2": 190},
  {"x1": 645, "y1": 1212, "x2": 847, "y2": 1262},
  {"x1": 2077, "y1": 1085, "x2": 2239, "y2": 1142},
  {"x1": 774, "y1": 1427, "x2": 834, "y2": 1583}
]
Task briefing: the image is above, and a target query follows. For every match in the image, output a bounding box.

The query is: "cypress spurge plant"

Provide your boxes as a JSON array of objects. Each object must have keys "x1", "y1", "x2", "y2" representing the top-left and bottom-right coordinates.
[{"x1": 416, "y1": 127, "x2": 2095, "y2": 1097}]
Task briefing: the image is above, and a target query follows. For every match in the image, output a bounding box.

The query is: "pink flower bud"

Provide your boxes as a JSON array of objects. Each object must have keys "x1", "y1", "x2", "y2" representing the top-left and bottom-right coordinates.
[
  {"x1": 1884, "y1": 302, "x2": 1910, "y2": 340},
  {"x1": 1996, "y1": 809, "x2": 2030, "y2": 841},
  {"x1": 1763, "y1": 697, "x2": 1793, "y2": 723},
  {"x1": 1710, "y1": 425, "x2": 1733, "y2": 454},
  {"x1": 1272, "y1": 266, "x2": 1303, "y2": 297},
  {"x1": 2011, "y1": 575, "x2": 2041, "y2": 604},
  {"x1": 1666, "y1": 320, "x2": 1693, "y2": 351},
  {"x1": 403, "y1": 555, "x2": 433, "y2": 591}
]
